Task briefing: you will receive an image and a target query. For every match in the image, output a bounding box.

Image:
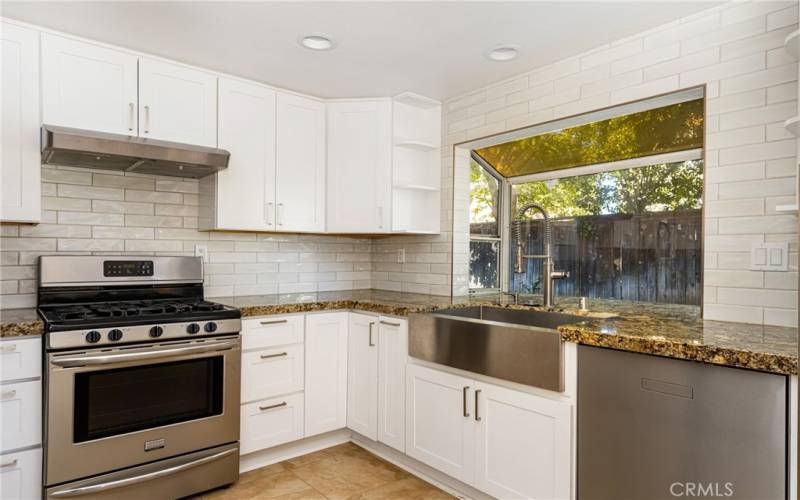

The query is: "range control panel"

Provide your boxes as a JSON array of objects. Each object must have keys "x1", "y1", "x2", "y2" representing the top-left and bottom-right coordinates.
[{"x1": 104, "y1": 260, "x2": 154, "y2": 277}]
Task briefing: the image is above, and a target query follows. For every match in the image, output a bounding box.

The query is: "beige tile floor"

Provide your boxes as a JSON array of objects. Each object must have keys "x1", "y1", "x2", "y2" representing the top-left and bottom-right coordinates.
[{"x1": 193, "y1": 442, "x2": 454, "y2": 500}]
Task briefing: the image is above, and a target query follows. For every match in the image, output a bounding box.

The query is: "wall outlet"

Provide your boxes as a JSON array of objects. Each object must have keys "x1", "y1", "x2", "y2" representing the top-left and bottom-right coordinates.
[
  {"x1": 750, "y1": 242, "x2": 788, "y2": 271},
  {"x1": 194, "y1": 244, "x2": 209, "y2": 263},
  {"x1": 397, "y1": 248, "x2": 406, "y2": 264}
]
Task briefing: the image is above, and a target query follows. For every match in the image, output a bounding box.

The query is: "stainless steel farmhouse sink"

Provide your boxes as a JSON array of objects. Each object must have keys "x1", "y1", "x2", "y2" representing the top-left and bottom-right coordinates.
[{"x1": 408, "y1": 306, "x2": 586, "y2": 392}]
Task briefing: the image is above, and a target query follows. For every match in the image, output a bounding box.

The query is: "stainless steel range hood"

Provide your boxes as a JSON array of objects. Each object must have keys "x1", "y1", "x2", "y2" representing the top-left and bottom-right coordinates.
[{"x1": 41, "y1": 125, "x2": 230, "y2": 179}]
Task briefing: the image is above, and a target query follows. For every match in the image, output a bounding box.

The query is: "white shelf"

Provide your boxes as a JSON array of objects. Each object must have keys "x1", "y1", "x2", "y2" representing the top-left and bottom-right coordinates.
[
  {"x1": 393, "y1": 92, "x2": 441, "y2": 109},
  {"x1": 394, "y1": 139, "x2": 438, "y2": 151},
  {"x1": 785, "y1": 29, "x2": 799, "y2": 60},
  {"x1": 392, "y1": 229, "x2": 439, "y2": 234},
  {"x1": 785, "y1": 115, "x2": 800, "y2": 136},
  {"x1": 775, "y1": 204, "x2": 798, "y2": 213},
  {"x1": 394, "y1": 183, "x2": 440, "y2": 192}
]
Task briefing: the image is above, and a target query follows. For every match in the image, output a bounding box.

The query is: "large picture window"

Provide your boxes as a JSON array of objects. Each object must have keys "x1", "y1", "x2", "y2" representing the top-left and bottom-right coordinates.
[
  {"x1": 469, "y1": 159, "x2": 502, "y2": 291},
  {"x1": 466, "y1": 89, "x2": 704, "y2": 305}
]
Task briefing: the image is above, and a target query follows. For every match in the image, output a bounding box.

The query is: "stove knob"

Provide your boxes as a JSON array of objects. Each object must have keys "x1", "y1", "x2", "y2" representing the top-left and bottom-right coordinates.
[
  {"x1": 108, "y1": 329, "x2": 123, "y2": 341},
  {"x1": 204, "y1": 322, "x2": 218, "y2": 333},
  {"x1": 149, "y1": 326, "x2": 164, "y2": 338},
  {"x1": 85, "y1": 331, "x2": 101, "y2": 343},
  {"x1": 186, "y1": 323, "x2": 200, "y2": 334}
]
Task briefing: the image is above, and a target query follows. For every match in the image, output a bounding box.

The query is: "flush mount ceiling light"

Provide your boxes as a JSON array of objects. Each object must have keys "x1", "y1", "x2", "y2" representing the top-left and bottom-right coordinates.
[
  {"x1": 487, "y1": 45, "x2": 519, "y2": 62},
  {"x1": 299, "y1": 34, "x2": 336, "y2": 51}
]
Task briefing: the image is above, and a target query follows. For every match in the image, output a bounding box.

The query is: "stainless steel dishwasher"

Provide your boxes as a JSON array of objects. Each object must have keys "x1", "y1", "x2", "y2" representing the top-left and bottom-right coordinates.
[{"x1": 578, "y1": 345, "x2": 787, "y2": 500}]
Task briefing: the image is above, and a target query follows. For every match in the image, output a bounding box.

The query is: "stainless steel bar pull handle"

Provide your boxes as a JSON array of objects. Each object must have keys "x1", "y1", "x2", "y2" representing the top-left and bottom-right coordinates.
[
  {"x1": 128, "y1": 102, "x2": 134, "y2": 131},
  {"x1": 260, "y1": 352, "x2": 287, "y2": 360},
  {"x1": 377, "y1": 206, "x2": 383, "y2": 228},
  {"x1": 50, "y1": 339, "x2": 239, "y2": 367},
  {"x1": 462, "y1": 386, "x2": 470, "y2": 417},
  {"x1": 0, "y1": 459, "x2": 18, "y2": 468},
  {"x1": 259, "y1": 401, "x2": 287, "y2": 411},
  {"x1": 1, "y1": 390, "x2": 16, "y2": 399},
  {"x1": 1, "y1": 343, "x2": 16, "y2": 352},
  {"x1": 144, "y1": 105, "x2": 150, "y2": 133},
  {"x1": 277, "y1": 203, "x2": 284, "y2": 226},
  {"x1": 380, "y1": 320, "x2": 401, "y2": 327},
  {"x1": 474, "y1": 389, "x2": 482, "y2": 421},
  {"x1": 260, "y1": 319, "x2": 288, "y2": 325},
  {"x1": 368, "y1": 322, "x2": 375, "y2": 346}
]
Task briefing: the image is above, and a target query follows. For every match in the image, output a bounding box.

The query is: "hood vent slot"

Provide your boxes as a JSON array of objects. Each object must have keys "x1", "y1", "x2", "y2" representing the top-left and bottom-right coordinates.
[{"x1": 41, "y1": 125, "x2": 230, "y2": 179}]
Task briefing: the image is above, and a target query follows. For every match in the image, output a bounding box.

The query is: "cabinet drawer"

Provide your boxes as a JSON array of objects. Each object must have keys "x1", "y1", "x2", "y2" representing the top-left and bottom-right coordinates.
[
  {"x1": 240, "y1": 392, "x2": 304, "y2": 455},
  {"x1": 242, "y1": 344, "x2": 304, "y2": 403},
  {"x1": 1, "y1": 447, "x2": 41, "y2": 500},
  {"x1": 242, "y1": 315, "x2": 304, "y2": 349},
  {"x1": 1, "y1": 380, "x2": 41, "y2": 452},
  {"x1": 1, "y1": 338, "x2": 41, "y2": 382}
]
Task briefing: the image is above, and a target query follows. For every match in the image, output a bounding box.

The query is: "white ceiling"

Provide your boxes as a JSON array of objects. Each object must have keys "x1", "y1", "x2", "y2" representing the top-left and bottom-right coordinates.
[{"x1": 1, "y1": 1, "x2": 724, "y2": 100}]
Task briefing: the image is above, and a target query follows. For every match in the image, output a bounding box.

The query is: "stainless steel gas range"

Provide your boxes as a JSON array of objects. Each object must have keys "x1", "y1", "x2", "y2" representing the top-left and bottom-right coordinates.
[{"x1": 37, "y1": 256, "x2": 241, "y2": 499}]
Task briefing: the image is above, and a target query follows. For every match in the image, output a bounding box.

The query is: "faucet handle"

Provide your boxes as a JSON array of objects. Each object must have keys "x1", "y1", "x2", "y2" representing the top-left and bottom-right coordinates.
[{"x1": 551, "y1": 270, "x2": 569, "y2": 279}]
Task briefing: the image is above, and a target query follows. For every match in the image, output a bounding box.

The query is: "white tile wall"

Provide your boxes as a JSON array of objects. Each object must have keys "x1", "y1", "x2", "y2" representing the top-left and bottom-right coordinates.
[
  {"x1": 430, "y1": 0, "x2": 798, "y2": 326},
  {"x1": 0, "y1": 166, "x2": 373, "y2": 308}
]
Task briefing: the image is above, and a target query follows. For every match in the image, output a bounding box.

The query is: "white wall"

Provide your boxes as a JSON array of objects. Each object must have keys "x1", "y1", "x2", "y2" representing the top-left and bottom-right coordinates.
[{"x1": 439, "y1": 1, "x2": 799, "y2": 326}]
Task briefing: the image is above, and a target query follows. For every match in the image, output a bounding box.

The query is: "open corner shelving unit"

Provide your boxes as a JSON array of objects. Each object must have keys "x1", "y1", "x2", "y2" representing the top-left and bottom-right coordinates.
[{"x1": 392, "y1": 92, "x2": 442, "y2": 234}]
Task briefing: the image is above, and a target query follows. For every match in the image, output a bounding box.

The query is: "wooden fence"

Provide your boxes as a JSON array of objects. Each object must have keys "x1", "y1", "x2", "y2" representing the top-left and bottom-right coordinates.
[{"x1": 505, "y1": 210, "x2": 702, "y2": 305}]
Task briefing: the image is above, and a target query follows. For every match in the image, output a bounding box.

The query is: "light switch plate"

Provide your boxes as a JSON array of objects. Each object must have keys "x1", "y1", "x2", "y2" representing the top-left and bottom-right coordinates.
[{"x1": 750, "y1": 242, "x2": 788, "y2": 271}]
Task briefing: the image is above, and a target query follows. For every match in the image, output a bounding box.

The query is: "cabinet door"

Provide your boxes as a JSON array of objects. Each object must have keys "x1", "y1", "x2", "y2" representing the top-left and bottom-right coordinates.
[
  {"x1": 42, "y1": 33, "x2": 138, "y2": 136},
  {"x1": 1, "y1": 22, "x2": 40, "y2": 223},
  {"x1": 0, "y1": 338, "x2": 41, "y2": 382},
  {"x1": 326, "y1": 100, "x2": 391, "y2": 233},
  {"x1": 377, "y1": 317, "x2": 407, "y2": 452},
  {"x1": 347, "y1": 313, "x2": 378, "y2": 440},
  {"x1": 275, "y1": 92, "x2": 325, "y2": 232},
  {"x1": 474, "y1": 382, "x2": 572, "y2": 500},
  {"x1": 241, "y1": 315, "x2": 304, "y2": 350},
  {"x1": 305, "y1": 312, "x2": 349, "y2": 437},
  {"x1": 405, "y1": 363, "x2": 475, "y2": 484},
  {"x1": 0, "y1": 448, "x2": 41, "y2": 500},
  {"x1": 1, "y1": 380, "x2": 41, "y2": 452},
  {"x1": 240, "y1": 392, "x2": 304, "y2": 455},
  {"x1": 241, "y1": 344, "x2": 304, "y2": 404},
  {"x1": 215, "y1": 78, "x2": 276, "y2": 230},
  {"x1": 139, "y1": 58, "x2": 217, "y2": 147}
]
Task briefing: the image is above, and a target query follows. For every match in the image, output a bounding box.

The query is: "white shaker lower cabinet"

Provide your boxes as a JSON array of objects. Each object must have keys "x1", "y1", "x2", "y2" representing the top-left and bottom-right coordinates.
[
  {"x1": 241, "y1": 344, "x2": 304, "y2": 404},
  {"x1": 405, "y1": 363, "x2": 475, "y2": 484},
  {"x1": 406, "y1": 363, "x2": 573, "y2": 499},
  {"x1": 240, "y1": 393, "x2": 304, "y2": 455},
  {"x1": 305, "y1": 312, "x2": 349, "y2": 437},
  {"x1": 1, "y1": 22, "x2": 41, "y2": 224},
  {"x1": 474, "y1": 382, "x2": 571, "y2": 500},
  {"x1": 377, "y1": 318, "x2": 407, "y2": 452},
  {"x1": 0, "y1": 448, "x2": 41, "y2": 500},
  {"x1": 347, "y1": 313, "x2": 379, "y2": 440}
]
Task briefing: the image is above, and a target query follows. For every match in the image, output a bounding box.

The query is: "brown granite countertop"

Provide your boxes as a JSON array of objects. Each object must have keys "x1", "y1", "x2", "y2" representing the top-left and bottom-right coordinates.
[
  {"x1": 0, "y1": 308, "x2": 44, "y2": 338},
  {"x1": 2, "y1": 290, "x2": 796, "y2": 375}
]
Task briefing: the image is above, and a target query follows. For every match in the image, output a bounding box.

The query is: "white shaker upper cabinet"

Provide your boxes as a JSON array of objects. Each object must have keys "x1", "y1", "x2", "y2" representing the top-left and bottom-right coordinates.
[
  {"x1": 326, "y1": 100, "x2": 391, "y2": 233},
  {"x1": 210, "y1": 78, "x2": 276, "y2": 231},
  {"x1": 139, "y1": 58, "x2": 218, "y2": 147},
  {"x1": 41, "y1": 33, "x2": 138, "y2": 136},
  {"x1": 275, "y1": 92, "x2": 326, "y2": 233},
  {"x1": 1, "y1": 22, "x2": 40, "y2": 223}
]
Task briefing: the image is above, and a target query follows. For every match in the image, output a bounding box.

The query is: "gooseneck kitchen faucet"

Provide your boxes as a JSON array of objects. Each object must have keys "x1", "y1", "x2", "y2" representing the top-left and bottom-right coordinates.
[{"x1": 513, "y1": 202, "x2": 569, "y2": 309}]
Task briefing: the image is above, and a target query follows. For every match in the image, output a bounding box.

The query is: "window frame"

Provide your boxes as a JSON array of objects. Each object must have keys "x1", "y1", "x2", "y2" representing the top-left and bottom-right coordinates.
[{"x1": 469, "y1": 152, "x2": 506, "y2": 294}]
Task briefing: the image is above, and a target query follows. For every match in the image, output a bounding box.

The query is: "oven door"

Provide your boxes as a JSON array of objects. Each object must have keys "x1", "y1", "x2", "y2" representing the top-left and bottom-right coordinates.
[{"x1": 45, "y1": 336, "x2": 240, "y2": 486}]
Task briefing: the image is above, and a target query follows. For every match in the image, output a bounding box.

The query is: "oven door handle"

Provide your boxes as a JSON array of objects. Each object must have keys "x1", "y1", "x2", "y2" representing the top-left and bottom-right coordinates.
[
  {"x1": 50, "y1": 339, "x2": 239, "y2": 368},
  {"x1": 48, "y1": 447, "x2": 237, "y2": 498}
]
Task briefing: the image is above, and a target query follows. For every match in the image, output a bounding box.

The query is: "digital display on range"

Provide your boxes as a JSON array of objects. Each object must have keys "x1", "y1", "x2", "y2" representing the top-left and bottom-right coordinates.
[{"x1": 103, "y1": 260, "x2": 154, "y2": 277}]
